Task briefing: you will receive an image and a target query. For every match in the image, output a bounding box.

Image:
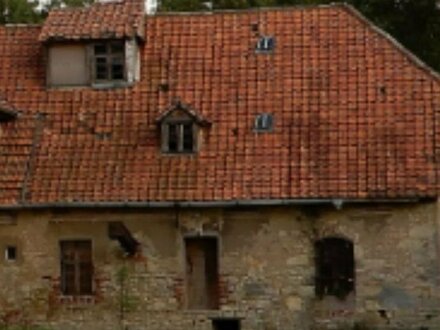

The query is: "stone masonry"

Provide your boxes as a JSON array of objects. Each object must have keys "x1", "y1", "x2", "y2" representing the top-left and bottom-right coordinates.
[{"x1": 0, "y1": 202, "x2": 439, "y2": 330}]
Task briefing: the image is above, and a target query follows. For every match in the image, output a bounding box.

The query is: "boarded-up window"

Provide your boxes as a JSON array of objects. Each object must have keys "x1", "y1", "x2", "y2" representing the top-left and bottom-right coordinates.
[
  {"x1": 48, "y1": 44, "x2": 88, "y2": 86},
  {"x1": 185, "y1": 237, "x2": 219, "y2": 309},
  {"x1": 315, "y1": 237, "x2": 354, "y2": 299},
  {"x1": 60, "y1": 240, "x2": 93, "y2": 296}
]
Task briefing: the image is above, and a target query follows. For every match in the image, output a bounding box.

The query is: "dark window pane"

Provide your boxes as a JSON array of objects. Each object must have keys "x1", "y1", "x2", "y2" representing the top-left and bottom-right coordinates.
[
  {"x1": 94, "y1": 44, "x2": 107, "y2": 55},
  {"x1": 95, "y1": 57, "x2": 108, "y2": 80},
  {"x1": 111, "y1": 64, "x2": 124, "y2": 80},
  {"x1": 168, "y1": 124, "x2": 178, "y2": 152},
  {"x1": 111, "y1": 42, "x2": 124, "y2": 54},
  {"x1": 96, "y1": 65, "x2": 108, "y2": 80},
  {"x1": 61, "y1": 262, "x2": 76, "y2": 295},
  {"x1": 182, "y1": 123, "x2": 194, "y2": 152},
  {"x1": 79, "y1": 262, "x2": 93, "y2": 294},
  {"x1": 96, "y1": 57, "x2": 107, "y2": 64}
]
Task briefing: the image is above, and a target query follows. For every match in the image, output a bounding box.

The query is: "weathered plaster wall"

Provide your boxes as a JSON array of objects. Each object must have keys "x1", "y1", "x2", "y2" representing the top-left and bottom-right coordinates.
[{"x1": 0, "y1": 203, "x2": 438, "y2": 330}]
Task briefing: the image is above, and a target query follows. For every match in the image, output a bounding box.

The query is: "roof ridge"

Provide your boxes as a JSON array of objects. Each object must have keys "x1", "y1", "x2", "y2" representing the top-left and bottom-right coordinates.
[
  {"x1": 154, "y1": 2, "x2": 344, "y2": 16},
  {"x1": 340, "y1": 3, "x2": 440, "y2": 82}
]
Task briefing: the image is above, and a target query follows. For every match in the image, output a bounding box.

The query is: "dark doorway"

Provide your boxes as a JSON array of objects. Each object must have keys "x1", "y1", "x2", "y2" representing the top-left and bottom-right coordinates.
[
  {"x1": 185, "y1": 237, "x2": 219, "y2": 309},
  {"x1": 315, "y1": 237, "x2": 355, "y2": 299},
  {"x1": 212, "y1": 319, "x2": 241, "y2": 330}
]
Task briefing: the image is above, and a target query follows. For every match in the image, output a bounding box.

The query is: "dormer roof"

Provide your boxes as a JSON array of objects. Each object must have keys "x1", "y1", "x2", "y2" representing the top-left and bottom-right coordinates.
[
  {"x1": 39, "y1": 0, "x2": 145, "y2": 42},
  {"x1": 156, "y1": 100, "x2": 211, "y2": 127}
]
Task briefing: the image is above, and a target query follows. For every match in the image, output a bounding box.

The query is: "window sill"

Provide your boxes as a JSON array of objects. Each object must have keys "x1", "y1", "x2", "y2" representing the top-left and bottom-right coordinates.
[
  {"x1": 161, "y1": 151, "x2": 198, "y2": 156},
  {"x1": 92, "y1": 81, "x2": 134, "y2": 90},
  {"x1": 47, "y1": 81, "x2": 135, "y2": 90},
  {"x1": 57, "y1": 295, "x2": 96, "y2": 305}
]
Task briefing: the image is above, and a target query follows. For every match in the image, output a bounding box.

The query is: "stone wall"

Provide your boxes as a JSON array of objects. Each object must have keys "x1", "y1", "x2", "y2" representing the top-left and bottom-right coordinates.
[{"x1": 0, "y1": 202, "x2": 438, "y2": 330}]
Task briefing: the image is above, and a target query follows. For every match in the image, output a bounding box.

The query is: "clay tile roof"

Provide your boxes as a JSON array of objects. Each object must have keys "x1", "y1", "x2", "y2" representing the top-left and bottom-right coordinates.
[
  {"x1": 39, "y1": 0, "x2": 145, "y2": 42},
  {"x1": 0, "y1": 4, "x2": 439, "y2": 206}
]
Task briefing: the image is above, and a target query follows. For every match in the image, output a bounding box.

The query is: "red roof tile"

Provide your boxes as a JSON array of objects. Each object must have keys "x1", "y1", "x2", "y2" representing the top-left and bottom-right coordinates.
[
  {"x1": 0, "y1": 4, "x2": 439, "y2": 206},
  {"x1": 39, "y1": 0, "x2": 145, "y2": 42}
]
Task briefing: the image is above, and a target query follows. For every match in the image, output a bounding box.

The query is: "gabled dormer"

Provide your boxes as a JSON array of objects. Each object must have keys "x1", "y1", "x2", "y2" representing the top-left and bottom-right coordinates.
[
  {"x1": 157, "y1": 100, "x2": 211, "y2": 154},
  {"x1": 39, "y1": 0, "x2": 145, "y2": 88}
]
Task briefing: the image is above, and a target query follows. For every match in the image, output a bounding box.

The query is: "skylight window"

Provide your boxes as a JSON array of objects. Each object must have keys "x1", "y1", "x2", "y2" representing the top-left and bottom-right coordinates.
[
  {"x1": 254, "y1": 113, "x2": 273, "y2": 132},
  {"x1": 256, "y1": 36, "x2": 275, "y2": 53}
]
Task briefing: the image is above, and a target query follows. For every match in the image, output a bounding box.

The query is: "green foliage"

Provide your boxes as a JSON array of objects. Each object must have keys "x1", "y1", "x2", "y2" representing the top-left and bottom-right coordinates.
[
  {"x1": 116, "y1": 265, "x2": 139, "y2": 326},
  {"x1": 42, "y1": 0, "x2": 95, "y2": 10},
  {"x1": 39, "y1": 0, "x2": 95, "y2": 18},
  {"x1": 0, "y1": 0, "x2": 41, "y2": 24},
  {"x1": 161, "y1": 0, "x2": 207, "y2": 11}
]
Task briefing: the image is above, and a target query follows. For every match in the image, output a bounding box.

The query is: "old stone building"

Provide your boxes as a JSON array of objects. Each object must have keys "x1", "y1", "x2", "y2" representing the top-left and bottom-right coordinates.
[{"x1": 0, "y1": 0, "x2": 439, "y2": 329}]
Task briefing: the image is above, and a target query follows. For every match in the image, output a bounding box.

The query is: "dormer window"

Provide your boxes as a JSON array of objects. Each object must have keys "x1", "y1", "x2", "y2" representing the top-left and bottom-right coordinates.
[
  {"x1": 40, "y1": 0, "x2": 144, "y2": 89},
  {"x1": 165, "y1": 121, "x2": 196, "y2": 154},
  {"x1": 94, "y1": 41, "x2": 125, "y2": 82},
  {"x1": 256, "y1": 36, "x2": 275, "y2": 53},
  {"x1": 157, "y1": 100, "x2": 211, "y2": 155},
  {"x1": 47, "y1": 40, "x2": 138, "y2": 88}
]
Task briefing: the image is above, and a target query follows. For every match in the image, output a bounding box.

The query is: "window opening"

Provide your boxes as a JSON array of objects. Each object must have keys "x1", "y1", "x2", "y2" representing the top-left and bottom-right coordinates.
[
  {"x1": 185, "y1": 237, "x2": 219, "y2": 310},
  {"x1": 93, "y1": 41, "x2": 125, "y2": 82},
  {"x1": 5, "y1": 246, "x2": 16, "y2": 261},
  {"x1": 254, "y1": 113, "x2": 273, "y2": 132},
  {"x1": 315, "y1": 237, "x2": 354, "y2": 299},
  {"x1": 108, "y1": 222, "x2": 139, "y2": 256},
  {"x1": 60, "y1": 240, "x2": 93, "y2": 296},
  {"x1": 256, "y1": 36, "x2": 275, "y2": 52},
  {"x1": 212, "y1": 319, "x2": 241, "y2": 330},
  {"x1": 165, "y1": 121, "x2": 195, "y2": 154}
]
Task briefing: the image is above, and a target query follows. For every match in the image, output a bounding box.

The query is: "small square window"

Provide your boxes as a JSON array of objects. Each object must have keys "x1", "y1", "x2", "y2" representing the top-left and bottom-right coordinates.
[
  {"x1": 256, "y1": 36, "x2": 275, "y2": 53},
  {"x1": 5, "y1": 246, "x2": 17, "y2": 261},
  {"x1": 254, "y1": 113, "x2": 273, "y2": 132}
]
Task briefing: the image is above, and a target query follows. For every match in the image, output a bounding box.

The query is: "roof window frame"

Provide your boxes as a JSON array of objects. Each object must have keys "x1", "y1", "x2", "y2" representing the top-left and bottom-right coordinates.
[
  {"x1": 256, "y1": 36, "x2": 275, "y2": 53},
  {"x1": 92, "y1": 40, "x2": 126, "y2": 84},
  {"x1": 161, "y1": 119, "x2": 198, "y2": 155},
  {"x1": 254, "y1": 113, "x2": 274, "y2": 132}
]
